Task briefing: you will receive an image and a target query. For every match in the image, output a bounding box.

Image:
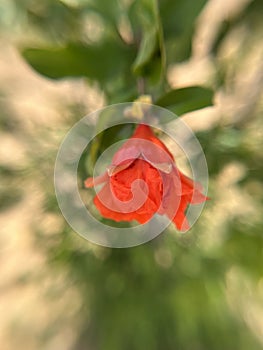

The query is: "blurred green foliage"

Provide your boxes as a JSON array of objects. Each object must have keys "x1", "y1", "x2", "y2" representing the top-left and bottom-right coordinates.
[
  {"x1": 1, "y1": 0, "x2": 263, "y2": 349},
  {"x1": 18, "y1": 0, "x2": 215, "y2": 103}
]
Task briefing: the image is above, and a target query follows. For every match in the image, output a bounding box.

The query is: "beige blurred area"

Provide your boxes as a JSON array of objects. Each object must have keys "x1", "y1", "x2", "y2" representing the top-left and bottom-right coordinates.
[
  {"x1": 0, "y1": 0, "x2": 262, "y2": 349},
  {"x1": 0, "y1": 49, "x2": 93, "y2": 350},
  {"x1": 0, "y1": 40, "x2": 104, "y2": 350}
]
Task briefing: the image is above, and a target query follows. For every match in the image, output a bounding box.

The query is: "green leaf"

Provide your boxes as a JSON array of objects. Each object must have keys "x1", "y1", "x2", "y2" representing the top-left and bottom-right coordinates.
[
  {"x1": 82, "y1": 0, "x2": 122, "y2": 28},
  {"x1": 132, "y1": 27, "x2": 158, "y2": 74},
  {"x1": 130, "y1": 0, "x2": 165, "y2": 81},
  {"x1": 156, "y1": 86, "x2": 214, "y2": 115},
  {"x1": 160, "y1": 0, "x2": 208, "y2": 63},
  {"x1": 22, "y1": 40, "x2": 135, "y2": 82}
]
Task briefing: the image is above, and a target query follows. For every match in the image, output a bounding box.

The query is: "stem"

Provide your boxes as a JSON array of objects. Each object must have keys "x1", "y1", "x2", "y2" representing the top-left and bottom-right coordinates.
[{"x1": 137, "y1": 78, "x2": 146, "y2": 95}]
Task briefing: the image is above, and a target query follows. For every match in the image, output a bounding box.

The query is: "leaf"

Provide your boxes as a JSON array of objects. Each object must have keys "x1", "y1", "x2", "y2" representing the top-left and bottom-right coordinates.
[
  {"x1": 156, "y1": 86, "x2": 214, "y2": 115},
  {"x1": 130, "y1": 0, "x2": 165, "y2": 81},
  {"x1": 82, "y1": 0, "x2": 122, "y2": 28},
  {"x1": 159, "y1": 0, "x2": 208, "y2": 63},
  {"x1": 132, "y1": 27, "x2": 158, "y2": 74},
  {"x1": 22, "y1": 40, "x2": 135, "y2": 82}
]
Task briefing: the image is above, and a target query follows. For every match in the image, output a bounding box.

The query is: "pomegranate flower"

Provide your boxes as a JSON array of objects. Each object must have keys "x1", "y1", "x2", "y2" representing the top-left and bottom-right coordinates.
[{"x1": 85, "y1": 124, "x2": 208, "y2": 231}]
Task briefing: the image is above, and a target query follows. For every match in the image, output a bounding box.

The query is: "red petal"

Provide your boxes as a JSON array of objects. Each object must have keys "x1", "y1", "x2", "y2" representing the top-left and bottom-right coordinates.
[
  {"x1": 112, "y1": 144, "x2": 140, "y2": 167},
  {"x1": 172, "y1": 195, "x2": 191, "y2": 231},
  {"x1": 133, "y1": 124, "x2": 174, "y2": 160},
  {"x1": 107, "y1": 159, "x2": 135, "y2": 176},
  {"x1": 94, "y1": 188, "x2": 153, "y2": 224},
  {"x1": 93, "y1": 159, "x2": 163, "y2": 224},
  {"x1": 84, "y1": 172, "x2": 108, "y2": 188},
  {"x1": 111, "y1": 124, "x2": 174, "y2": 171},
  {"x1": 132, "y1": 124, "x2": 155, "y2": 138}
]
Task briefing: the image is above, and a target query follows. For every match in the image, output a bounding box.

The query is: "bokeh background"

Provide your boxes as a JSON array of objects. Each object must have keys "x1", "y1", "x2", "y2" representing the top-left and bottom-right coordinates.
[{"x1": 0, "y1": 0, "x2": 263, "y2": 349}]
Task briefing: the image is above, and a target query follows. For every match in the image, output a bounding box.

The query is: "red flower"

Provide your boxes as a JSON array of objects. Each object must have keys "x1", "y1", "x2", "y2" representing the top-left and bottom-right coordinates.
[{"x1": 85, "y1": 124, "x2": 208, "y2": 231}]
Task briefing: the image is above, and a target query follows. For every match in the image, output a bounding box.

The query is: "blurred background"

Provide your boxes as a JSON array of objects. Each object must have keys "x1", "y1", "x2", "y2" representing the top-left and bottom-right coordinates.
[{"x1": 0, "y1": 0, "x2": 263, "y2": 349}]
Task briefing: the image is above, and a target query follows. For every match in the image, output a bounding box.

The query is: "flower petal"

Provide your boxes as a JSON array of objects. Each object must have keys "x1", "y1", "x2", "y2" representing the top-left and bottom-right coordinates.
[
  {"x1": 148, "y1": 162, "x2": 172, "y2": 174},
  {"x1": 172, "y1": 195, "x2": 191, "y2": 231},
  {"x1": 94, "y1": 184, "x2": 153, "y2": 224},
  {"x1": 84, "y1": 172, "x2": 108, "y2": 188},
  {"x1": 111, "y1": 124, "x2": 174, "y2": 171},
  {"x1": 112, "y1": 144, "x2": 140, "y2": 166},
  {"x1": 132, "y1": 124, "x2": 174, "y2": 160},
  {"x1": 107, "y1": 159, "x2": 135, "y2": 176}
]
